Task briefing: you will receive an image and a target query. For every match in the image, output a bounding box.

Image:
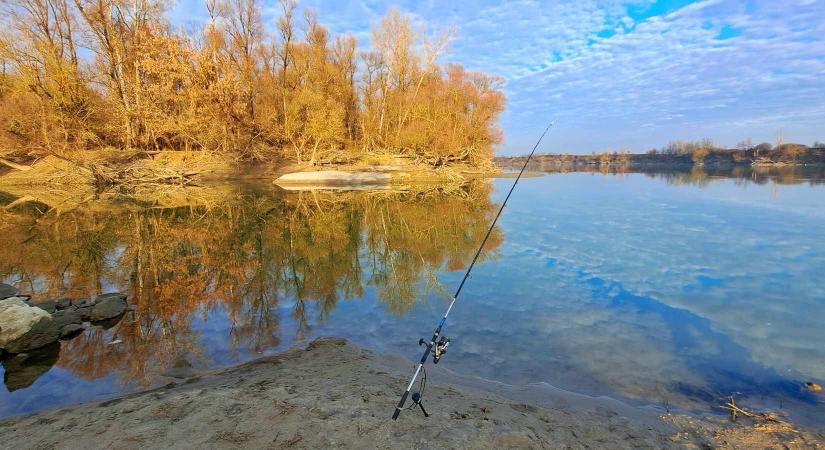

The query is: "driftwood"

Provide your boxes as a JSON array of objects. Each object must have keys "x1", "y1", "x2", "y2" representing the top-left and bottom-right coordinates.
[
  {"x1": 721, "y1": 396, "x2": 780, "y2": 423},
  {"x1": 0, "y1": 158, "x2": 32, "y2": 171}
]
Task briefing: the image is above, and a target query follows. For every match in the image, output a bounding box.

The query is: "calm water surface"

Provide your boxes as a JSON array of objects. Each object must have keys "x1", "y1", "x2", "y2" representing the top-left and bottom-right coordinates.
[{"x1": 1, "y1": 169, "x2": 824, "y2": 425}]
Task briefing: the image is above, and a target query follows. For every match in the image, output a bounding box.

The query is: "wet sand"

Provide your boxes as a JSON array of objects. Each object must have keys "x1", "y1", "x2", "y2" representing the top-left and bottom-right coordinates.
[{"x1": 1, "y1": 338, "x2": 822, "y2": 449}]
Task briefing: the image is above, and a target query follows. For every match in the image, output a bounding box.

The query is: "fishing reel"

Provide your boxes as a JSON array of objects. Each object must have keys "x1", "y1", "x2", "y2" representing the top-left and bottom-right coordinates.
[{"x1": 419, "y1": 336, "x2": 450, "y2": 364}]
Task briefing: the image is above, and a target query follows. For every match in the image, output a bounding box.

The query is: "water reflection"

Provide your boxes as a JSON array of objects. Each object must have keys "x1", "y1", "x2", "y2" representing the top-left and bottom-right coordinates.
[
  {"x1": 0, "y1": 182, "x2": 500, "y2": 395},
  {"x1": 1, "y1": 172, "x2": 824, "y2": 426},
  {"x1": 516, "y1": 160, "x2": 825, "y2": 187},
  {"x1": 2, "y1": 343, "x2": 60, "y2": 391}
]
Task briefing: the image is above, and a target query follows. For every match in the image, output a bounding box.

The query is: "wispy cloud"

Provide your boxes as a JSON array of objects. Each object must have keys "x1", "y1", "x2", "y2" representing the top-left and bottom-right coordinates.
[
  {"x1": 168, "y1": 0, "x2": 825, "y2": 154},
  {"x1": 499, "y1": 0, "x2": 825, "y2": 152}
]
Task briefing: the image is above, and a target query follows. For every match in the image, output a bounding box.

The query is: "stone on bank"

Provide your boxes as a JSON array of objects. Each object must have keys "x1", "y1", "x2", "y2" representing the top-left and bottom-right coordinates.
[
  {"x1": 0, "y1": 297, "x2": 60, "y2": 354},
  {"x1": 0, "y1": 283, "x2": 18, "y2": 299},
  {"x1": 0, "y1": 292, "x2": 128, "y2": 355}
]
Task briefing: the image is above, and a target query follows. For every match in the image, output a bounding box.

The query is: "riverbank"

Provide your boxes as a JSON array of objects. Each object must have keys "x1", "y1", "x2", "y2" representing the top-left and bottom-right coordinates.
[
  {"x1": 0, "y1": 150, "x2": 496, "y2": 193},
  {"x1": 496, "y1": 147, "x2": 825, "y2": 170},
  {"x1": 1, "y1": 338, "x2": 821, "y2": 449}
]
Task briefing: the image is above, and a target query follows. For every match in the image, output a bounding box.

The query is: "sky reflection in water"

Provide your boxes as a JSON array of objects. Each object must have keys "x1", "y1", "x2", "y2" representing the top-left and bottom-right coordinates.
[{"x1": 1, "y1": 170, "x2": 824, "y2": 425}]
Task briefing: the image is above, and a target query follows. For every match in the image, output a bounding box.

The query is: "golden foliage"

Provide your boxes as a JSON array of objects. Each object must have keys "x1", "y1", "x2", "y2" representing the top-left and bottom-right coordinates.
[
  {"x1": 781, "y1": 144, "x2": 806, "y2": 162},
  {"x1": 692, "y1": 148, "x2": 710, "y2": 164},
  {"x1": 0, "y1": 182, "x2": 501, "y2": 384},
  {"x1": 0, "y1": 0, "x2": 504, "y2": 167}
]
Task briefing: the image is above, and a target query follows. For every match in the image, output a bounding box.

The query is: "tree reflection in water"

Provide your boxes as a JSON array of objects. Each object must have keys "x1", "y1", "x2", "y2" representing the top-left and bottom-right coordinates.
[
  {"x1": 0, "y1": 181, "x2": 501, "y2": 388},
  {"x1": 516, "y1": 161, "x2": 825, "y2": 188}
]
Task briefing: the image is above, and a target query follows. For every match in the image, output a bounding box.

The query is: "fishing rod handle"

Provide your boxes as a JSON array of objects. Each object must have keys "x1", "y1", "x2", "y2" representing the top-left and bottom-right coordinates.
[{"x1": 392, "y1": 391, "x2": 410, "y2": 420}]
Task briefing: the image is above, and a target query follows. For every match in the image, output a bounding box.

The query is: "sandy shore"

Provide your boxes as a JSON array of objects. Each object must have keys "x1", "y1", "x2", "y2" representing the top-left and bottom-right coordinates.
[{"x1": 1, "y1": 338, "x2": 822, "y2": 449}]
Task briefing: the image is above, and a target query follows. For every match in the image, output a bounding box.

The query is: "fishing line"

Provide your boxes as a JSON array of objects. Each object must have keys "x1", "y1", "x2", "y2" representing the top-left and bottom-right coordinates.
[{"x1": 391, "y1": 120, "x2": 555, "y2": 421}]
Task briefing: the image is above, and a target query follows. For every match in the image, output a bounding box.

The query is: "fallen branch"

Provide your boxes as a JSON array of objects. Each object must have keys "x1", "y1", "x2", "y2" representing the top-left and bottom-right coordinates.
[
  {"x1": 4, "y1": 195, "x2": 37, "y2": 209},
  {"x1": 721, "y1": 396, "x2": 780, "y2": 423},
  {"x1": 0, "y1": 158, "x2": 32, "y2": 171}
]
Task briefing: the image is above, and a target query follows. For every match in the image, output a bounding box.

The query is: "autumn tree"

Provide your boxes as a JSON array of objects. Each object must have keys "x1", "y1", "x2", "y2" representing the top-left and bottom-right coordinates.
[
  {"x1": 780, "y1": 144, "x2": 806, "y2": 163},
  {"x1": 284, "y1": 10, "x2": 347, "y2": 163},
  {"x1": 0, "y1": 0, "x2": 101, "y2": 156},
  {"x1": 692, "y1": 148, "x2": 710, "y2": 165},
  {"x1": 754, "y1": 142, "x2": 772, "y2": 158},
  {"x1": 0, "y1": 1, "x2": 505, "y2": 168}
]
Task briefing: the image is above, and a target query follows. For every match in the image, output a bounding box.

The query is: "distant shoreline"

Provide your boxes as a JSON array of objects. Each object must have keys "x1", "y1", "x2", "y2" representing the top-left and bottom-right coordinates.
[{"x1": 496, "y1": 147, "x2": 825, "y2": 169}]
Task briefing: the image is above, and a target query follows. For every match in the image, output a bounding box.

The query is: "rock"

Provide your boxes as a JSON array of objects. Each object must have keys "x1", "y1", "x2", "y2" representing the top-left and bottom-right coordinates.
[
  {"x1": 40, "y1": 296, "x2": 83, "y2": 313},
  {"x1": 161, "y1": 356, "x2": 197, "y2": 379},
  {"x1": 0, "y1": 298, "x2": 60, "y2": 354},
  {"x1": 77, "y1": 307, "x2": 93, "y2": 321},
  {"x1": 275, "y1": 170, "x2": 392, "y2": 186},
  {"x1": 93, "y1": 315, "x2": 125, "y2": 330},
  {"x1": 87, "y1": 293, "x2": 128, "y2": 322},
  {"x1": 1, "y1": 342, "x2": 60, "y2": 391},
  {"x1": 34, "y1": 300, "x2": 58, "y2": 314},
  {"x1": 0, "y1": 298, "x2": 48, "y2": 344},
  {"x1": 52, "y1": 308, "x2": 83, "y2": 329},
  {"x1": 73, "y1": 298, "x2": 95, "y2": 321},
  {"x1": 59, "y1": 324, "x2": 85, "y2": 340},
  {"x1": 0, "y1": 283, "x2": 18, "y2": 299},
  {"x1": 95, "y1": 292, "x2": 127, "y2": 303},
  {"x1": 71, "y1": 297, "x2": 94, "y2": 308},
  {"x1": 55, "y1": 298, "x2": 72, "y2": 310}
]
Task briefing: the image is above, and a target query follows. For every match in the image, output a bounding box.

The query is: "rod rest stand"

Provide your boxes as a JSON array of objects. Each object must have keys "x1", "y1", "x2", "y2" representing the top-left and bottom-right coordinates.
[{"x1": 411, "y1": 392, "x2": 429, "y2": 417}]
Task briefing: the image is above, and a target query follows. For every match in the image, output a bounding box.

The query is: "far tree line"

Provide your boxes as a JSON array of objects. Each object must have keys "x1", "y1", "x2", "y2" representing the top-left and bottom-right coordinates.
[
  {"x1": 649, "y1": 137, "x2": 823, "y2": 164},
  {"x1": 497, "y1": 136, "x2": 825, "y2": 169},
  {"x1": 0, "y1": 0, "x2": 505, "y2": 168}
]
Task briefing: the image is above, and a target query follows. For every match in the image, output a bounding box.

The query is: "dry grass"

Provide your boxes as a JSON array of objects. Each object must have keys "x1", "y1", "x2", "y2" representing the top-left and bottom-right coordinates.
[
  {"x1": 0, "y1": 155, "x2": 96, "y2": 213},
  {"x1": 662, "y1": 396, "x2": 825, "y2": 449},
  {"x1": 0, "y1": 151, "x2": 237, "y2": 212}
]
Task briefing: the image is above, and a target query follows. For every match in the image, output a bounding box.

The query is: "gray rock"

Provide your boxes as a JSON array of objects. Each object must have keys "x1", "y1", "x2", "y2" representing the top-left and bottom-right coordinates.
[
  {"x1": 52, "y1": 308, "x2": 83, "y2": 329},
  {"x1": 161, "y1": 356, "x2": 197, "y2": 379},
  {"x1": 74, "y1": 298, "x2": 95, "y2": 321},
  {"x1": 55, "y1": 298, "x2": 72, "y2": 310},
  {"x1": 93, "y1": 315, "x2": 125, "y2": 330},
  {"x1": 77, "y1": 306, "x2": 93, "y2": 321},
  {"x1": 0, "y1": 298, "x2": 60, "y2": 354},
  {"x1": 71, "y1": 297, "x2": 93, "y2": 308},
  {"x1": 95, "y1": 292, "x2": 127, "y2": 303},
  {"x1": 34, "y1": 300, "x2": 58, "y2": 314},
  {"x1": 1, "y1": 342, "x2": 60, "y2": 391},
  {"x1": 59, "y1": 324, "x2": 85, "y2": 340},
  {"x1": 87, "y1": 293, "x2": 128, "y2": 322},
  {"x1": 0, "y1": 283, "x2": 17, "y2": 299},
  {"x1": 1, "y1": 297, "x2": 48, "y2": 345}
]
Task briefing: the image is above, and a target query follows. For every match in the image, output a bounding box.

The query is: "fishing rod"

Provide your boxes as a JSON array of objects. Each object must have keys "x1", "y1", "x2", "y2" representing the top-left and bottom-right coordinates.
[{"x1": 391, "y1": 121, "x2": 555, "y2": 421}]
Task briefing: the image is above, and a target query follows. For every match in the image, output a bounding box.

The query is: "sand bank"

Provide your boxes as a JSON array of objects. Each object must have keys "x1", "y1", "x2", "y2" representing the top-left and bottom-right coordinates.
[{"x1": 1, "y1": 339, "x2": 821, "y2": 449}]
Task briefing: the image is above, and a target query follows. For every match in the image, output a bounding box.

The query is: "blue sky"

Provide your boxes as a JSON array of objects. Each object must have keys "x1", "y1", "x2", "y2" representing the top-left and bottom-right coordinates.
[{"x1": 170, "y1": 0, "x2": 825, "y2": 155}]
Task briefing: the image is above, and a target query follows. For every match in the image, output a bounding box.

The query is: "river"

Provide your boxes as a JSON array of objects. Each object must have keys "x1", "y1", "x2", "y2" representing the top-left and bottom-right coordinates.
[{"x1": 1, "y1": 167, "x2": 824, "y2": 427}]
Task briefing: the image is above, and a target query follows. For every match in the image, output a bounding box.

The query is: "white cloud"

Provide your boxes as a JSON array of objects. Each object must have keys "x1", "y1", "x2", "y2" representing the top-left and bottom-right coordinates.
[
  {"x1": 498, "y1": 0, "x2": 825, "y2": 153},
  {"x1": 168, "y1": 0, "x2": 825, "y2": 153}
]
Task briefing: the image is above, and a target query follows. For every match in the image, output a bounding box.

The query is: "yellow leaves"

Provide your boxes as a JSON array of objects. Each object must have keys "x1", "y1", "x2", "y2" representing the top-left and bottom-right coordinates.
[
  {"x1": 0, "y1": 183, "x2": 503, "y2": 383},
  {"x1": 1, "y1": 0, "x2": 504, "y2": 168},
  {"x1": 692, "y1": 148, "x2": 711, "y2": 163}
]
